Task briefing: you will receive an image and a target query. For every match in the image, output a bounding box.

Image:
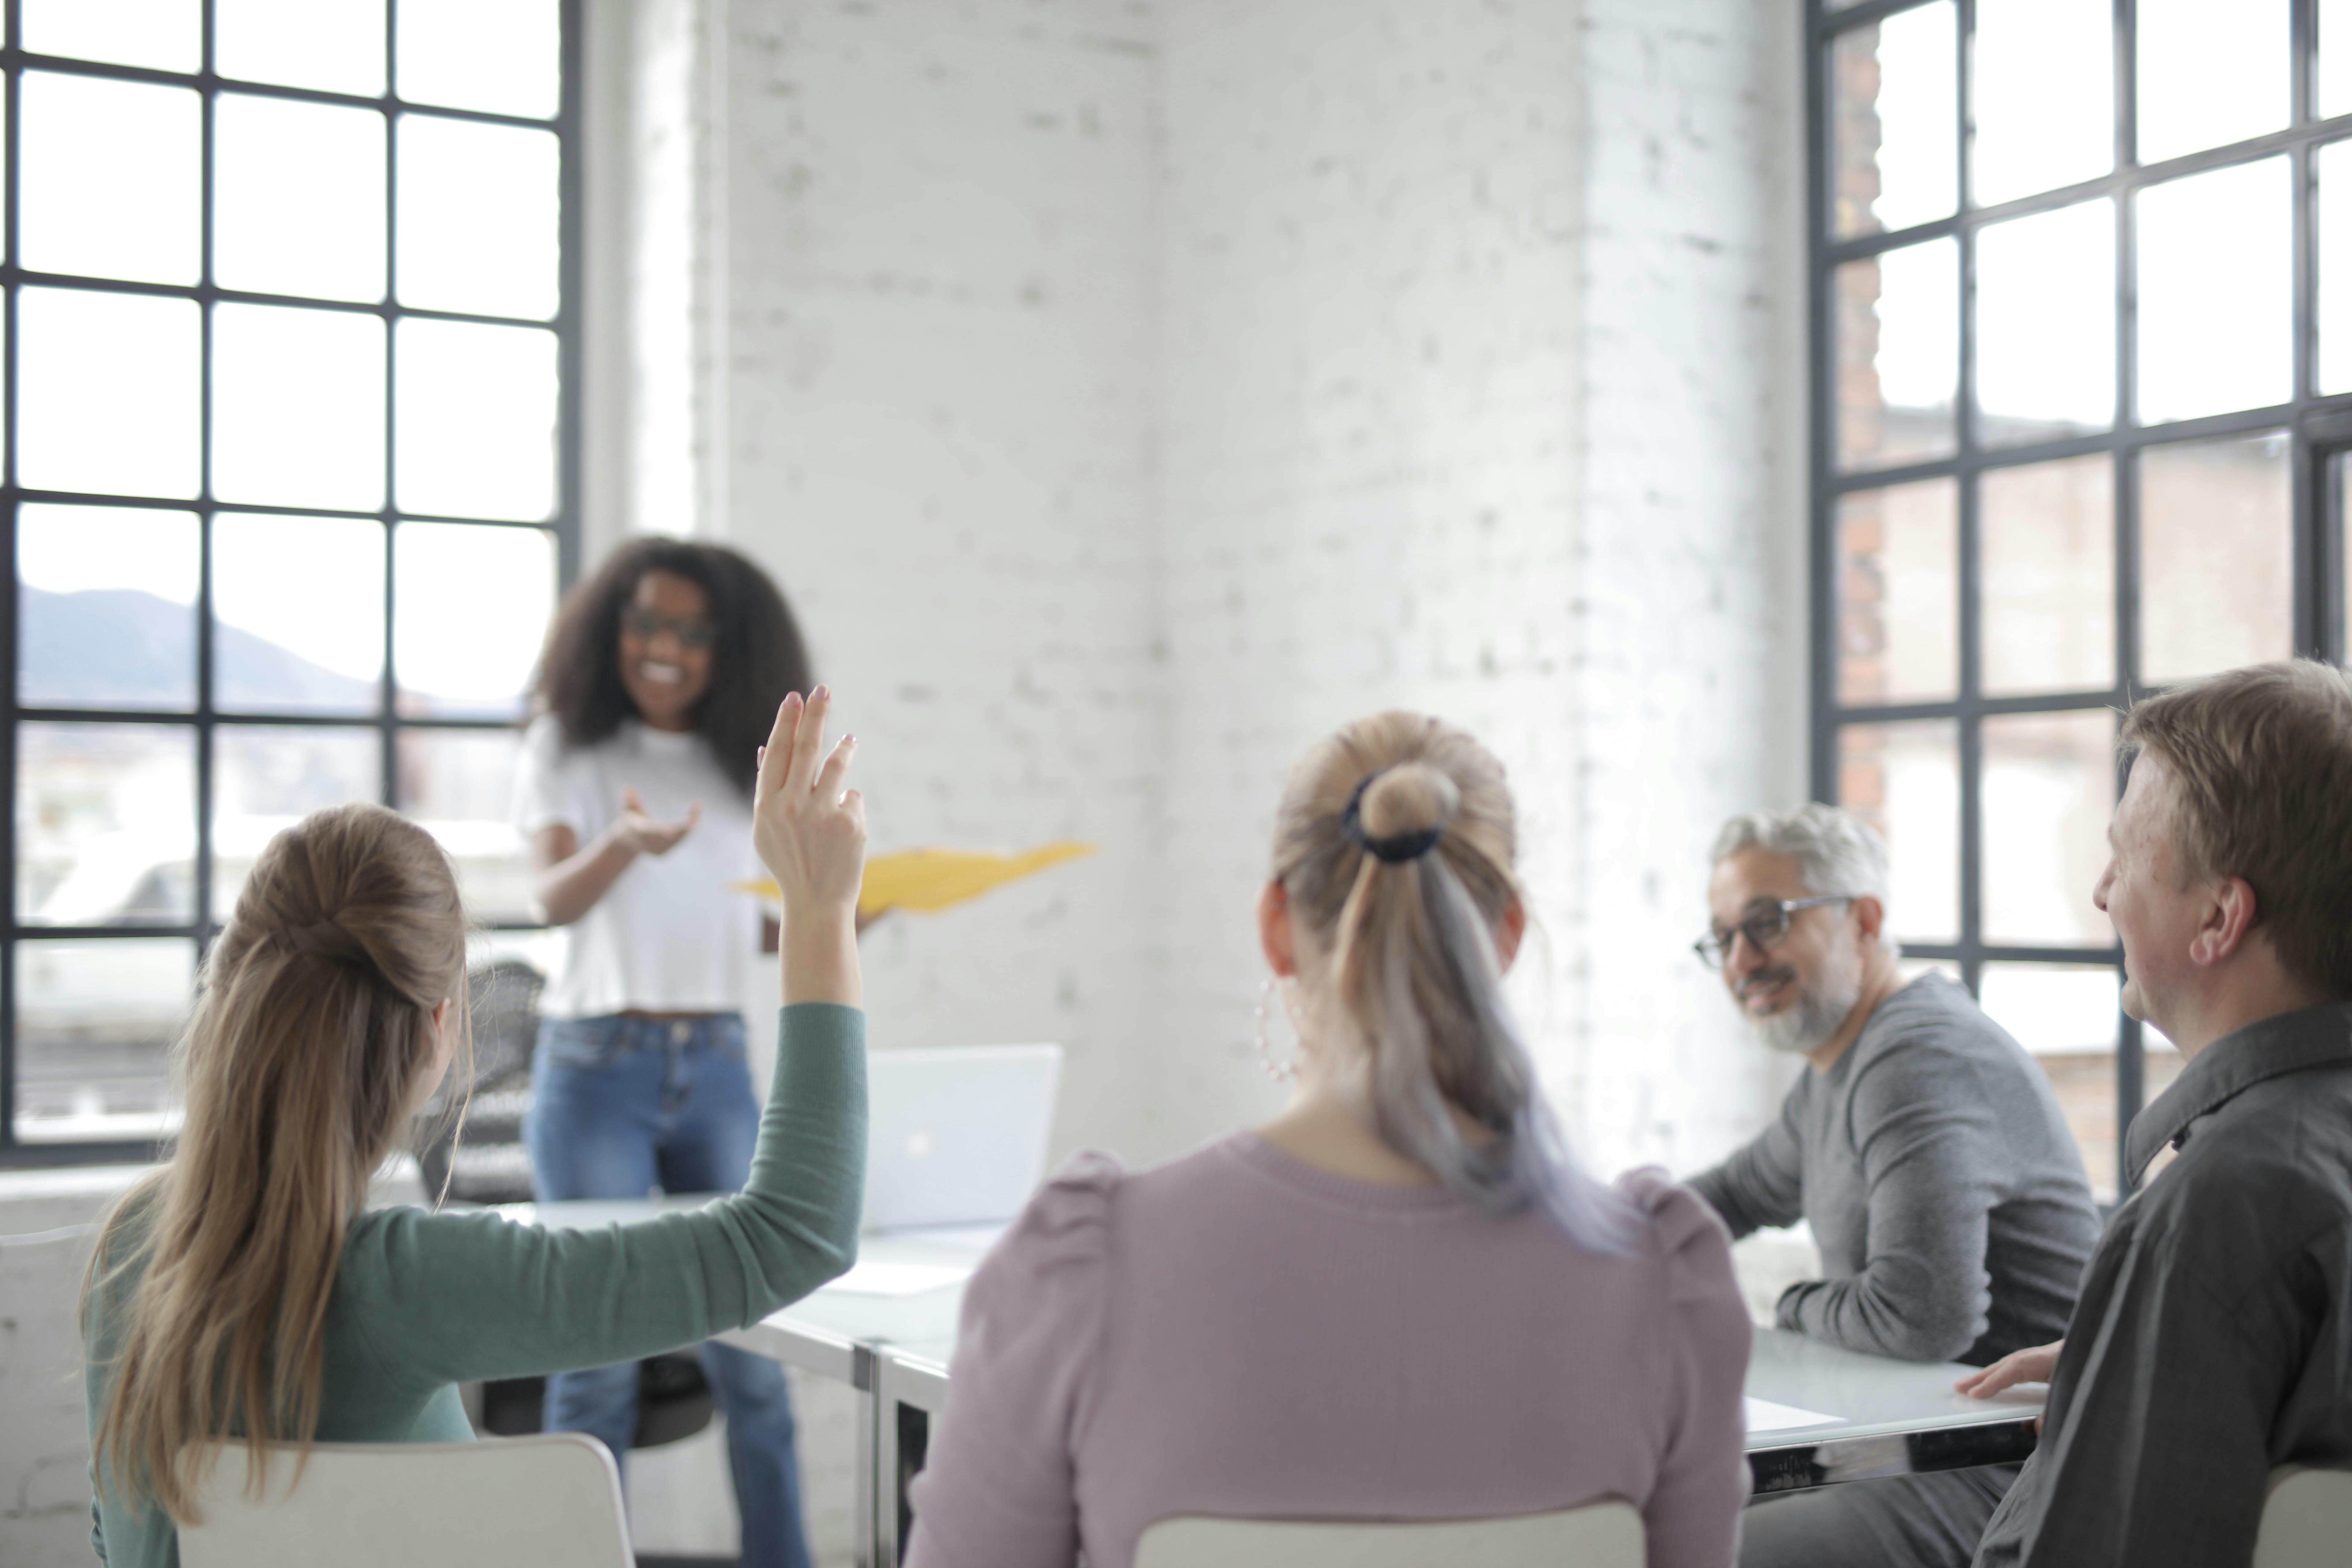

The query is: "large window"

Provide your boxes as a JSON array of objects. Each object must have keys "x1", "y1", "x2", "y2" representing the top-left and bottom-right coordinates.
[
  {"x1": 2, "y1": 0, "x2": 579, "y2": 1162},
  {"x1": 1810, "y1": 0, "x2": 2352, "y2": 1199}
]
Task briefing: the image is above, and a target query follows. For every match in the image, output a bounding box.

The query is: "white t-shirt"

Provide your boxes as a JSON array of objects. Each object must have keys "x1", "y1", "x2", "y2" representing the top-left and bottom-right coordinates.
[{"x1": 510, "y1": 714, "x2": 764, "y2": 1020}]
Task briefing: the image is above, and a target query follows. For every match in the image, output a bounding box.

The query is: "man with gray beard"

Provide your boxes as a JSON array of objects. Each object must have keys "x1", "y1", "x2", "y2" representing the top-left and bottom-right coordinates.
[{"x1": 1684, "y1": 805, "x2": 2099, "y2": 1568}]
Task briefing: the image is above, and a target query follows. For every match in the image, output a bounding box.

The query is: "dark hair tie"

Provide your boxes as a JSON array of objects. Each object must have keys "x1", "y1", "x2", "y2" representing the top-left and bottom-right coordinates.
[{"x1": 1342, "y1": 771, "x2": 1446, "y2": 865}]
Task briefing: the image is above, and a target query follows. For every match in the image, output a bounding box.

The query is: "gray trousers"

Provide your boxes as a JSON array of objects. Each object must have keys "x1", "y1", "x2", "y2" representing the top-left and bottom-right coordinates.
[{"x1": 1739, "y1": 1464, "x2": 2019, "y2": 1568}]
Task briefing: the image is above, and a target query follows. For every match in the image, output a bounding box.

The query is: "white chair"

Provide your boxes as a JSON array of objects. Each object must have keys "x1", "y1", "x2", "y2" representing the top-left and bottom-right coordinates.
[
  {"x1": 178, "y1": 1431, "x2": 632, "y2": 1568},
  {"x1": 2253, "y1": 1466, "x2": 2352, "y2": 1568},
  {"x1": 1133, "y1": 1498, "x2": 1644, "y2": 1568}
]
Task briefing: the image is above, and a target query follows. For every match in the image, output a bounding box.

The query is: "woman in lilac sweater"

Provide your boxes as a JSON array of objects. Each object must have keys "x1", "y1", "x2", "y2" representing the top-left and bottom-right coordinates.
[{"x1": 904, "y1": 713, "x2": 1752, "y2": 1568}]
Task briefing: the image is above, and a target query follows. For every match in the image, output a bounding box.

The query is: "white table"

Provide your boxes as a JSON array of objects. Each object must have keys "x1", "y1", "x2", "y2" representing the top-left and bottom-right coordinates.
[
  {"x1": 506, "y1": 1200, "x2": 2045, "y2": 1567},
  {"x1": 501, "y1": 1199, "x2": 983, "y2": 1567}
]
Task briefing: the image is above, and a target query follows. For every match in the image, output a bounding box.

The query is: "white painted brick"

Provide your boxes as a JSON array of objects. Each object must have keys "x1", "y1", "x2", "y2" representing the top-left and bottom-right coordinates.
[{"x1": 717, "y1": 0, "x2": 1171, "y2": 1174}]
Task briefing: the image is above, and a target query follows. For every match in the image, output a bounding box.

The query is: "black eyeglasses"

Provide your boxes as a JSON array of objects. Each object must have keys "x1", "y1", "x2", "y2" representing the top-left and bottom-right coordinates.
[
  {"x1": 1691, "y1": 895, "x2": 1853, "y2": 970},
  {"x1": 620, "y1": 606, "x2": 720, "y2": 650}
]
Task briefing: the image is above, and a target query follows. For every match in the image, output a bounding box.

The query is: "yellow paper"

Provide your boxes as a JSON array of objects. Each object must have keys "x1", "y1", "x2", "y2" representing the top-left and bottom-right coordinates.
[{"x1": 734, "y1": 841, "x2": 1097, "y2": 919}]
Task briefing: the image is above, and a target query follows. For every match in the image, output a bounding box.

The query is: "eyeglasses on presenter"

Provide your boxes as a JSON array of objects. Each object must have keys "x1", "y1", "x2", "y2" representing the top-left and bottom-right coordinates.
[{"x1": 620, "y1": 606, "x2": 721, "y2": 650}]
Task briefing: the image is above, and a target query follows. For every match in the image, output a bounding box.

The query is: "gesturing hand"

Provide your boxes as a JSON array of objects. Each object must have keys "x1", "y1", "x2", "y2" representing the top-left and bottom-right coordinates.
[
  {"x1": 1954, "y1": 1340, "x2": 2062, "y2": 1431},
  {"x1": 615, "y1": 787, "x2": 701, "y2": 856},
  {"x1": 753, "y1": 687, "x2": 865, "y2": 926}
]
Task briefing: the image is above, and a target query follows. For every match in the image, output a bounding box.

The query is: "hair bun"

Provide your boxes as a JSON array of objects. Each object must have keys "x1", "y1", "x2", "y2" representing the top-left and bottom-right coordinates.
[
  {"x1": 1359, "y1": 763, "x2": 1460, "y2": 841},
  {"x1": 270, "y1": 918, "x2": 360, "y2": 964}
]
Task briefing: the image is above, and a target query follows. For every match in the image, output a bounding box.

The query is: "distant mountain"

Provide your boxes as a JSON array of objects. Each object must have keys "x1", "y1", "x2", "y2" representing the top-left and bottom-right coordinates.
[{"x1": 21, "y1": 587, "x2": 381, "y2": 711}]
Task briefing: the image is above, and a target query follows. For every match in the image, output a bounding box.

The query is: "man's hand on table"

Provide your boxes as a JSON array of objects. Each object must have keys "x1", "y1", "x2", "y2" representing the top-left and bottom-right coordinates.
[{"x1": 1954, "y1": 1339, "x2": 2062, "y2": 1431}]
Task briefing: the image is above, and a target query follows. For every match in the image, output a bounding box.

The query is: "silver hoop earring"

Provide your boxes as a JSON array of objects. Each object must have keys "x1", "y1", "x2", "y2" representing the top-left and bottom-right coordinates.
[{"x1": 1255, "y1": 976, "x2": 1297, "y2": 1082}]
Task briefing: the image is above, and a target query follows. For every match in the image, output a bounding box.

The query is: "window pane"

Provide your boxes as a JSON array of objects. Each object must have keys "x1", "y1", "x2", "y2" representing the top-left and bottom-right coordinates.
[
  {"x1": 2320, "y1": 139, "x2": 2352, "y2": 397},
  {"x1": 1981, "y1": 458, "x2": 2113, "y2": 698},
  {"x1": 217, "y1": 0, "x2": 385, "y2": 97},
  {"x1": 18, "y1": 288, "x2": 201, "y2": 499},
  {"x1": 2341, "y1": 453, "x2": 2352, "y2": 652},
  {"x1": 1976, "y1": 198, "x2": 2114, "y2": 446},
  {"x1": 397, "y1": 0, "x2": 560, "y2": 121},
  {"x1": 213, "y1": 726, "x2": 383, "y2": 915},
  {"x1": 393, "y1": 522, "x2": 556, "y2": 718},
  {"x1": 19, "y1": 504, "x2": 198, "y2": 711},
  {"x1": 1972, "y1": 0, "x2": 2113, "y2": 208},
  {"x1": 1979, "y1": 963, "x2": 2117, "y2": 1199},
  {"x1": 394, "y1": 319, "x2": 559, "y2": 520},
  {"x1": 2136, "y1": 0, "x2": 2289, "y2": 167},
  {"x1": 398, "y1": 727, "x2": 535, "y2": 920},
  {"x1": 2136, "y1": 158, "x2": 2292, "y2": 424},
  {"x1": 214, "y1": 95, "x2": 387, "y2": 304},
  {"x1": 397, "y1": 115, "x2": 560, "y2": 320},
  {"x1": 17, "y1": 722, "x2": 197, "y2": 925},
  {"x1": 1829, "y1": 3, "x2": 1956, "y2": 239},
  {"x1": 13, "y1": 938, "x2": 193, "y2": 1144},
  {"x1": 213, "y1": 514, "x2": 386, "y2": 714},
  {"x1": 1835, "y1": 238, "x2": 1956, "y2": 471},
  {"x1": 1982, "y1": 710, "x2": 2115, "y2": 946},
  {"x1": 2325, "y1": 0, "x2": 2352, "y2": 120},
  {"x1": 23, "y1": 0, "x2": 198, "y2": 74},
  {"x1": 2141, "y1": 432, "x2": 2293, "y2": 684},
  {"x1": 211, "y1": 304, "x2": 387, "y2": 512},
  {"x1": 1838, "y1": 720, "x2": 1958, "y2": 945},
  {"x1": 20, "y1": 72, "x2": 199, "y2": 286},
  {"x1": 1837, "y1": 478, "x2": 1955, "y2": 706}
]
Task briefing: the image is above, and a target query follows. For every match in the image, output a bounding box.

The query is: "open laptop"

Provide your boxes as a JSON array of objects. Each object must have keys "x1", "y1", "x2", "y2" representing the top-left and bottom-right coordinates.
[{"x1": 860, "y1": 1044, "x2": 1063, "y2": 1234}]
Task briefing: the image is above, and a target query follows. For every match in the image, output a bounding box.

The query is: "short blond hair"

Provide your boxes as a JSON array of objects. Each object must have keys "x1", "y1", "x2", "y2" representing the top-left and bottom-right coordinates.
[{"x1": 2120, "y1": 660, "x2": 2352, "y2": 999}]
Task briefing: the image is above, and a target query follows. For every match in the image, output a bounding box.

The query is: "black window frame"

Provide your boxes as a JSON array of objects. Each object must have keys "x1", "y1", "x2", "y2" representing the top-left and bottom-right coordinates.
[
  {"x1": 0, "y1": 0, "x2": 584, "y2": 1167},
  {"x1": 1807, "y1": 0, "x2": 2352, "y2": 1196}
]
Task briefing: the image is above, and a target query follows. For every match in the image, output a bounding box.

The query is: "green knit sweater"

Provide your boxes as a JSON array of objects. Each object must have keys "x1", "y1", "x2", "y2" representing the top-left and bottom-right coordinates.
[{"x1": 84, "y1": 1004, "x2": 867, "y2": 1567}]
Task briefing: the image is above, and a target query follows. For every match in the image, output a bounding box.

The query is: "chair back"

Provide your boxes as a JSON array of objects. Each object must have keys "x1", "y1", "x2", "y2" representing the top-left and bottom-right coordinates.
[
  {"x1": 1133, "y1": 1499, "x2": 1643, "y2": 1568},
  {"x1": 177, "y1": 1433, "x2": 632, "y2": 1568},
  {"x1": 413, "y1": 959, "x2": 545, "y2": 1205},
  {"x1": 2254, "y1": 1466, "x2": 2352, "y2": 1568}
]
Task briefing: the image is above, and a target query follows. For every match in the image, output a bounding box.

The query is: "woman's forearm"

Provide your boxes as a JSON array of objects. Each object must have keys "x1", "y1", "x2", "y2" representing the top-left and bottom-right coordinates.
[
  {"x1": 534, "y1": 826, "x2": 638, "y2": 926},
  {"x1": 782, "y1": 910, "x2": 861, "y2": 1007}
]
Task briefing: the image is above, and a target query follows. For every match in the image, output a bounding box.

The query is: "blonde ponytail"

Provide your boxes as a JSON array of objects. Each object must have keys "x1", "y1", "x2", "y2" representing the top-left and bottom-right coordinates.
[
  {"x1": 82, "y1": 803, "x2": 470, "y2": 1523},
  {"x1": 1274, "y1": 714, "x2": 1628, "y2": 1252}
]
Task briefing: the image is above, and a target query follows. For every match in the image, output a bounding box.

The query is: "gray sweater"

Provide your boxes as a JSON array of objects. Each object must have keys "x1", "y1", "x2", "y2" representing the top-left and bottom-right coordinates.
[{"x1": 1687, "y1": 974, "x2": 2101, "y2": 1366}]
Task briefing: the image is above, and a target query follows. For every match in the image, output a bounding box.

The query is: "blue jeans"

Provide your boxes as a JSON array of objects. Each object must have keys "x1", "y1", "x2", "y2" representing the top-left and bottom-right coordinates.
[{"x1": 527, "y1": 1012, "x2": 810, "y2": 1568}]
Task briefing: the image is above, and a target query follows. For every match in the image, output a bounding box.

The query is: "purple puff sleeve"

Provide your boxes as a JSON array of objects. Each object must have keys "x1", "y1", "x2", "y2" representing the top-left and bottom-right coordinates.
[
  {"x1": 1617, "y1": 1167, "x2": 1754, "y2": 1568},
  {"x1": 903, "y1": 1151, "x2": 1124, "y2": 1568}
]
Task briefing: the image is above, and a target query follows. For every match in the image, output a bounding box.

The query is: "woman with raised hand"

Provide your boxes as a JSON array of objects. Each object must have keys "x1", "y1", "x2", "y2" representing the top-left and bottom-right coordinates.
[
  {"x1": 905, "y1": 712, "x2": 1753, "y2": 1568},
  {"x1": 514, "y1": 537, "x2": 829, "y2": 1568},
  {"x1": 83, "y1": 691, "x2": 868, "y2": 1568}
]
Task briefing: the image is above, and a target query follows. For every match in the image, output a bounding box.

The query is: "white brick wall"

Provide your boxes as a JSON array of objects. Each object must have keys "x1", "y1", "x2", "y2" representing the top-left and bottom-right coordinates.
[
  {"x1": 700, "y1": 0, "x2": 1807, "y2": 1178},
  {"x1": 0, "y1": 1171, "x2": 143, "y2": 1567},
  {"x1": 1155, "y1": 0, "x2": 1600, "y2": 1160},
  {"x1": 718, "y1": 0, "x2": 1171, "y2": 1175},
  {"x1": 1153, "y1": 0, "x2": 1812, "y2": 1173},
  {"x1": 1570, "y1": 0, "x2": 1813, "y2": 1174}
]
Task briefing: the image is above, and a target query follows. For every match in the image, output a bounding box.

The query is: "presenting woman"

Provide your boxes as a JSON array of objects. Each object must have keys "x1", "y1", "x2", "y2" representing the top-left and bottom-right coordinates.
[{"x1": 512, "y1": 537, "x2": 820, "y2": 1568}]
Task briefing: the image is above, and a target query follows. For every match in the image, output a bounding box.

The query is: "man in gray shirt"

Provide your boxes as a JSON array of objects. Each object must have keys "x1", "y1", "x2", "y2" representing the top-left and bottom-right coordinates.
[
  {"x1": 1684, "y1": 804, "x2": 2100, "y2": 1568},
  {"x1": 1962, "y1": 662, "x2": 2352, "y2": 1568}
]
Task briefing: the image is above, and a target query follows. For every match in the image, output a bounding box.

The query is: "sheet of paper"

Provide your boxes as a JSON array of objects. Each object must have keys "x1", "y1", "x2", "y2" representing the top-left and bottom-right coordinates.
[
  {"x1": 1744, "y1": 1395, "x2": 1840, "y2": 1433},
  {"x1": 820, "y1": 1260, "x2": 970, "y2": 1298},
  {"x1": 736, "y1": 841, "x2": 1098, "y2": 920}
]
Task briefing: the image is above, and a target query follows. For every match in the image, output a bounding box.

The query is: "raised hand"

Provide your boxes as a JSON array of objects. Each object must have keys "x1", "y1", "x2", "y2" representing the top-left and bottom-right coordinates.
[
  {"x1": 615, "y1": 787, "x2": 702, "y2": 856},
  {"x1": 753, "y1": 688, "x2": 865, "y2": 1006}
]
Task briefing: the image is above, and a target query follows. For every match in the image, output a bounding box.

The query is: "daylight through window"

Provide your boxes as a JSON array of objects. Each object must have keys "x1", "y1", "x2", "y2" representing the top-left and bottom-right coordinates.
[
  {"x1": 1813, "y1": 0, "x2": 2350, "y2": 1199},
  {"x1": 3, "y1": 0, "x2": 577, "y2": 1157}
]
